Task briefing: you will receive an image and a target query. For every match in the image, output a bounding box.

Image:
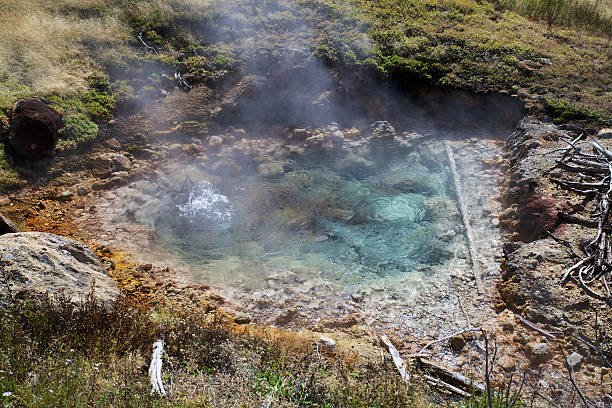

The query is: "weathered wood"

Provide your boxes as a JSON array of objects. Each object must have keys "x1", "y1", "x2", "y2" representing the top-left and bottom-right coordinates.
[
  {"x1": 381, "y1": 335, "x2": 410, "y2": 382},
  {"x1": 149, "y1": 339, "x2": 167, "y2": 397},
  {"x1": 555, "y1": 160, "x2": 607, "y2": 174},
  {"x1": 419, "y1": 358, "x2": 485, "y2": 394},
  {"x1": 445, "y1": 141, "x2": 485, "y2": 294},
  {"x1": 562, "y1": 255, "x2": 594, "y2": 284},
  {"x1": 424, "y1": 374, "x2": 472, "y2": 397}
]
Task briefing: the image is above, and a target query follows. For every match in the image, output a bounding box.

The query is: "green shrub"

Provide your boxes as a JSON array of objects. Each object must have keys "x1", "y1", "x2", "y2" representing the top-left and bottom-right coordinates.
[{"x1": 58, "y1": 114, "x2": 99, "y2": 150}]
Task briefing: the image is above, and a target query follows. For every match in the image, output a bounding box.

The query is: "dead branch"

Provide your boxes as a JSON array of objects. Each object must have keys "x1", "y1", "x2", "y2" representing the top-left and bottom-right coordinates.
[
  {"x1": 418, "y1": 358, "x2": 485, "y2": 394},
  {"x1": 554, "y1": 136, "x2": 612, "y2": 304},
  {"x1": 138, "y1": 33, "x2": 159, "y2": 55},
  {"x1": 380, "y1": 335, "x2": 410, "y2": 382},
  {"x1": 423, "y1": 374, "x2": 472, "y2": 397},
  {"x1": 516, "y1": 315, "x2": 558, "y2": 339},
  {"x1": 418, "y1": 327, "x2": 481, "y2": 355},
  {"x1": 149, "y1": 339, "x2": 167, "y2": 397}
]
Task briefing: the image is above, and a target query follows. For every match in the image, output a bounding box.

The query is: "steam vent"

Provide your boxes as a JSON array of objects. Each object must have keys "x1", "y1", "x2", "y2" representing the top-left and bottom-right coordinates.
[{"x1": 1, "y1": 0, "x2": 611, "y2": 405}]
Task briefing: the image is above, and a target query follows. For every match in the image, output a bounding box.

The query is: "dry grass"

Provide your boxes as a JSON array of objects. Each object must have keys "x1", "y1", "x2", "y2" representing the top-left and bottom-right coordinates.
[
  {"x1": 0, "y1": 293, "x2": 433, "y2": 407},
  {"x1": 0, "y1": 1, "x2": 129, "y2": 104}
]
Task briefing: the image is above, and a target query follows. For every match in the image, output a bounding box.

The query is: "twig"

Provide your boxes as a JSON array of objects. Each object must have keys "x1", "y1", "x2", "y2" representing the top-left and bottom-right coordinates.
[
  {"x1": 418, "y1": 358, "x2": 485, "y2": 393},
  {"x1": 516, "y1": 315, "x2": 558, "y2": 339},
  {"x1": 424, "y1": 375, "x2": 472, "y2": 397},
  {"x1": 419, "y1": 327, "x2": 481, "y2": 355},
  {"x1": 138, "y1": 33, "x2": 159, "y2": 55}
]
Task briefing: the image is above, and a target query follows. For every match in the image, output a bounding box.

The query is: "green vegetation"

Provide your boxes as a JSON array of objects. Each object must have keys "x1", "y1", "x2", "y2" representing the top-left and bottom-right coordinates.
[
  {"x1": 546, "y1": 97, "x2": 612, "y2": 125},
  {"x1": 500, "y1": 0, "x2": 612, "y2": 36},
  {"x1": 461, "y1": 391, "x2": 526, "y2": 408},
  {"x1": 0, "y1": 293, "x2": 431, "y2": 407}
]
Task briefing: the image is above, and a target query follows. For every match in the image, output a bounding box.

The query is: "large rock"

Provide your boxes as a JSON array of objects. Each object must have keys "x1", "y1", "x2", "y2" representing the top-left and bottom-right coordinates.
[
  {"x1": 9, "y1": 98, "x2": 63, "y2": 160},
  {"x1": 0, "y1": 232, "x2": 119, "y2": 303},
  {"x1": 92, "y1": 153, "x2": 131, "y2": 177},
  {"x1": 0, "y1": 213, "x2": 18, "y2": 235}
]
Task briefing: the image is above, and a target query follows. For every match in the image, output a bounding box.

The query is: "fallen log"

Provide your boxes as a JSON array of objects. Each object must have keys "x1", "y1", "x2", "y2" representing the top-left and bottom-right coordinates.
[{"x1": 444, "y1": 141, "x2": 484, "y2": 294}]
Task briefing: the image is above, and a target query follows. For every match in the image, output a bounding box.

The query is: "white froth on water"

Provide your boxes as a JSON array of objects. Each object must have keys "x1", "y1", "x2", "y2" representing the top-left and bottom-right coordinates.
[{"x1": 177, "y1": 181, "x2": 233, "y2": 224}]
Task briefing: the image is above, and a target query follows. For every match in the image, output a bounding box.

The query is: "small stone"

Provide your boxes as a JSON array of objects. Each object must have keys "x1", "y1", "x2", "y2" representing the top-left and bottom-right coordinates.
[
  {"x1": 274, "y1": 308, "x2": 298, "y2": 325},
  {"x1": 370, "y1": 121, "x2": 396, "y2": 139},
  {"x1": 233, "y1": 128, "x2": 246, "y2": 138},
  {"x1": 449, "y1": 334, "x2": 467, "y2": 351},
  {"x1": 208, "y1": 135, "x2": 223, "y2": 147},
  {"x1": 233, "y1": 313, "x2": 251, "y2": 325},
  {"x1": 93, "y1": 153, "x2": 131, "y2": 178},
  {"x1": 0, "y1": 213, "x2": 19, "y2": 235},
  {"x1": 566, "y1": 352, "x2": 583, "y2": 370},
  {"x1": 597, "y1": 128, "x2": 612, "y2": 138},
  {"x1": 350, "y1": 292, "x2": 363, "y2": 302},
  {"x1": 501, "y1": 317, "x2": 514, "y2": 332},
  {"x1": 344, "y1": 127, "x2": 361, "y2": 139},
  {"x1": 292, "y1": 128, "x2": 311, "y2": 140},
  {"x1": 105, "y1": 138, "x2": 121, "y2": 149},
  {"x1": 499, "y1": 355, "x2": 517, "y2": 371},
  {"x1": 57, "y1": 190, "x2": 74, "y2": 201},
  {"x1": 76, "y1": 186, "x2": 90, "y2": 196},
  {"x1": 526, "y1": 342, "x2": 553, "y2": 365},
  {"x1": 318, "y1": 336, "x2": 337, "y2": 355}
]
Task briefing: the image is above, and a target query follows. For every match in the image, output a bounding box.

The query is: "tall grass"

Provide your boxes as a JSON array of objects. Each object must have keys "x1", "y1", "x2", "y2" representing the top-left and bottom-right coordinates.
[{"x1": 499, "y1": 0, "x2": 612, "y2": 36}]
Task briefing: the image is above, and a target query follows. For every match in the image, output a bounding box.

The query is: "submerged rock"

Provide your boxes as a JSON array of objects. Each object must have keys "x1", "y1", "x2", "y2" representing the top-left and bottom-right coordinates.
[
  {"x1": 0, "y1": 232, "x2": 119, "y2": 304},
  {"x1": 257, "y1": 162, "x2": 284, "y2": 178},
  {"x1": 370, "y1": 121, "x2": 396, "y2": 139},
  {"x1": 9, "y1": 98, "x2": 63, "y2": 160}
]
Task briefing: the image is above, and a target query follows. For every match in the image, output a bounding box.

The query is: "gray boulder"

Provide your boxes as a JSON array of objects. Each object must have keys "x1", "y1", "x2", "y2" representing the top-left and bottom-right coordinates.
[{"x1": 0, "y1": 232, "x2": 119, "y2": 303}]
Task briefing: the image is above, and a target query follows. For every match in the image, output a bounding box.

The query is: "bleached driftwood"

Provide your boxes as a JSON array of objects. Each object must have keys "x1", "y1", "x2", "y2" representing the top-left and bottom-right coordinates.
[
  {"x1": 381, "y1": 335, "x2": 410, "y2": 382},
  {"x1": 554, "y1": 134, "x2": 612, "y2": 305},
  {"x1": 149, "y1": 339, "x2": 167, "y2": 397},
  {"x1": 444, "y1": 141, "x2": 485, "y2": 294}
]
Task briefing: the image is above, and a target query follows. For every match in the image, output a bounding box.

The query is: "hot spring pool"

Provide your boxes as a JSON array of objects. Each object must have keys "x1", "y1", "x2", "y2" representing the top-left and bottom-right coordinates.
[
  {"x1": 90, "y1": 126, "x2": 505, "y2": 334},
  {"x1": 141, "y1": 131, "x2": 467, "y2": 291}
]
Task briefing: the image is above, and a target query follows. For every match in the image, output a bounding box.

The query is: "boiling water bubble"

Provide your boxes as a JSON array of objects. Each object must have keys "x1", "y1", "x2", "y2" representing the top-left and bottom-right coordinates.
[{"x1": 177, "y1": 181, "x2": 233, "y2": 225}]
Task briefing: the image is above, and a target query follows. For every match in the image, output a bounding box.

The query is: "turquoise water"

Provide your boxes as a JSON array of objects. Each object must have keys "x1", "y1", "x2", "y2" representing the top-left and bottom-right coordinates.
[{"x1": 152, "y1": 141, "x2": 462, "y2": 288}]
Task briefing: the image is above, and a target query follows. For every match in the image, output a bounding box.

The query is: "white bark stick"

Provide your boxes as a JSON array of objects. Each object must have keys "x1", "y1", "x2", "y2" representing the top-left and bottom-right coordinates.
[
  {"x1": 149, "y1": 339, "x2": 167, "y2": 397},
  {"x1": 381, "y1": 335, "x2": 410, "y2": 382},
  {"x1": 445, "y1": 141, "x2": 485, "y2": 294}
]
